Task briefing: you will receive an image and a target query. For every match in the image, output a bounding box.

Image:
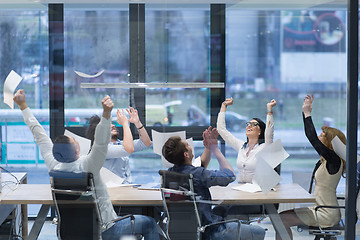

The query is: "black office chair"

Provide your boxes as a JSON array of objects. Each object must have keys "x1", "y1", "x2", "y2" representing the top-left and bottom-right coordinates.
[
  {"x1": 50, "y1": 170, "x2": 138, "y2": 240},
  {"x1": 158, "y1": 170, "x2": 241, "y2": 240}
]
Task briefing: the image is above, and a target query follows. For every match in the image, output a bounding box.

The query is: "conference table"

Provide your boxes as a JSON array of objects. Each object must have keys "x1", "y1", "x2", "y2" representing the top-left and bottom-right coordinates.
[{"x1": 1, "y1": 182, "x2": 314, "y2": 240}]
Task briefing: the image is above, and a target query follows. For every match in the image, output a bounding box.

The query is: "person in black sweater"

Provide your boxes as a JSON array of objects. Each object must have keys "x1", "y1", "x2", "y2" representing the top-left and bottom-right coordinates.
[{"x1": 276, "y1": 94, "x2": 346, "y2": 240}]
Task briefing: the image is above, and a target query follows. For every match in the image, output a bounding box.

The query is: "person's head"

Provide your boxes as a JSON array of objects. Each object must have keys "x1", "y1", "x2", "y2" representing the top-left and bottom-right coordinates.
[
  {"x1": 244, "y1": 118, "x2": 266, "y2": 145},
  {"x1": 319, "y1": 126, "x2": 347, "y2": 174},
  {"x1": 85, "y1": 115, "x2": 101, "y2": 147},
  {"x1": 53, "y1": 135, "x2": 80, "y2": 163},
  {"x1": 162, "y1": 136, "x2": 193, "y2": 166}
]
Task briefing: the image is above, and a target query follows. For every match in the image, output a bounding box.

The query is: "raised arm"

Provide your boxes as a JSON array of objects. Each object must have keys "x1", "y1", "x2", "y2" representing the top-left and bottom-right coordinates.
[
  {"x1": 117, "y1": 108, "x2": 134, "y2": 154},
  {"x1": 85, "y1": 95, "x2": 113, "y2": 171},
  {"x1": 200, "y1": 127, "x2": 213, "y2": 168},
  {"x1": 302, "y1": 94, "x2": 341, "y2": 172},
  {"x1": 217, "y1": 97, "x2": 244, "y2": 151},
  {"x1": 203, "y1": 126, "x2": 235, "y2": 175},
  {"x1": 14, "y1": 89, "x2": 57, "y2": 171},
  {"x1": 127, "y1": 107, "x2": 152, "y2": 147},
  {"x1": 265, "y1": 99, "x2": 276, "y2": 144}
]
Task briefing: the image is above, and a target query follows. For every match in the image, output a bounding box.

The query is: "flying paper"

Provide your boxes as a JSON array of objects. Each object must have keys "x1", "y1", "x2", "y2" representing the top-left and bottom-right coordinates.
[
  {"x1": 74, "y1": 69, "x2": 104, "y2": 78},
  {"x1": 256, "y1": 139, "x2": 289, "y2": 169},
  {"x1": 100, "y1": 167, "x2": 126, "y2": 188},
  {"x1": 331, "y1": 135, "x2": 360, "y2": 163},
  {"x1": 248, "y1": 139, "x2": 289, "y2": 194},
  {"x1": 253, "y1": 157, "x2": 282, "y2": 194},
  {"x1": 3, "y1": 70, "x2": 23, "y2": 109},
  {"x1": 64, "y1": 129, "x2": 91, "y2": 156},
  {"x1": 152, "y1": 130, "x2": 198, "y2": 168}
]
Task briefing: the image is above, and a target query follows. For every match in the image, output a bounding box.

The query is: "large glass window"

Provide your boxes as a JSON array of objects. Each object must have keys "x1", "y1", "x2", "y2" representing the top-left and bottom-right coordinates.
[
  {"x1": 145, "y1": 5, "x2": 211, "y2": 127},
  {"x1": 64, "y1": 5, "x2": 129, "y2": 125},
  {"x1": 226, "y1": 8, "x2": 347, "y2": 182},
  {"x1": 0, "y1": 7, "x2": 49, "y2": 165}
]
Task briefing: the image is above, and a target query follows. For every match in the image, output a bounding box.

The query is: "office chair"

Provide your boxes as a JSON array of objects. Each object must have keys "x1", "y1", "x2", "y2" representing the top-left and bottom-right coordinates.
[
  {"x1": 50, "y1": 170, "x2": 139, "y2": 240},
  {"x1": 158, "y1": 170, "x2": 241, "y2": 240}
]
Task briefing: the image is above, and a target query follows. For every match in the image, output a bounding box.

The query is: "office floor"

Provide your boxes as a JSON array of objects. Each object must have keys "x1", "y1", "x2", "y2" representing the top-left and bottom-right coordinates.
[{"x1": 29, "y1": 217, "x2": 360, "y2": 240}]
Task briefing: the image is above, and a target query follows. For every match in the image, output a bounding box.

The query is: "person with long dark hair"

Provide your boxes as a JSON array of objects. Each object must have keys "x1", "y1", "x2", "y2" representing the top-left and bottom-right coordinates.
[{"x1": 217, "y1": 97, "x2": 277, "y2": 183}]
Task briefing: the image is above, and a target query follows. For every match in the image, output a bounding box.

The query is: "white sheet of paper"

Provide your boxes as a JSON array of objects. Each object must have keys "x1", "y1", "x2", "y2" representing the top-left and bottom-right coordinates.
[
  {"x1": 232, "y1": 183, "x2": 262, "y2": 193},
  {"x1": 253, "y1": 157, "x2": 282, "y2": 194},
  {"x1": 3, "y1": 70, "x2": 23, "y2": 109},
  {"x1": 331, "y1": 135, "x2": 360, "y2": 163},
  {"x1": 64, "y1": 129, "x2": 91, "y2": 156},
  {"x1": 74, "y1": 69, "x2": 104, "y2": 78},
  {"x1": 256, "y1": 139, "x2": 289, "y2": 169},
  {"x1": 152, "y1": 130, "x2": 186, "y2": 155},
  {"x1": 100, "y1": 167, "x2": 125, "y2": 188}
]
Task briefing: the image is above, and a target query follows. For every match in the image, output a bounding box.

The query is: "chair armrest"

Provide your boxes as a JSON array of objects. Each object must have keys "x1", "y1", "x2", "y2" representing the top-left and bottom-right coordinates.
[
  {"x1": 314, "y1": 205, "x2": 345, "y2": 232},
  {"x1": 112, "y1": 214, "x2": 135, "y2": 223},
  {"x1": 198, "y1": 218, "x2": 241, "y2": 233},
  {"x1": 160, "y1": 188, "x2": 196, "y2": 196}
]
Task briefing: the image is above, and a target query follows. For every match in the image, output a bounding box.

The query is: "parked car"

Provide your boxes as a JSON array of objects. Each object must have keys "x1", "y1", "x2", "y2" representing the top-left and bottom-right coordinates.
[{"x1": 187, "y1": 105, "x2": 248, "y2": 132}]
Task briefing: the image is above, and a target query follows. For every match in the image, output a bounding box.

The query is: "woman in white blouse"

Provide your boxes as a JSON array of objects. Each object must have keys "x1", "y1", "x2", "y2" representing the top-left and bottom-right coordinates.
[
  {"x1": 217, "y1": 97, "x2": 277, "y2": 183},
  {"x1": 213, "y1": 97, "x2": 277, "y2": 220}
]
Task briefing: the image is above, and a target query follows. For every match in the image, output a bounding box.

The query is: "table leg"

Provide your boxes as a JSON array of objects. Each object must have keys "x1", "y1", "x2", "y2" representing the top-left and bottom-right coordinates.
[
  {"x1": 27, "y1": 205, "x2": 50, "y2": 240},
  {"x1": 264, "y1": 204, "x2": 291, "y2": 240},
  {"x1": 21, "y1": 204, "x2": 28, "y2": 239},
  {"x1": 21, "y1": 176, "x2": 28, "y2": 239}
]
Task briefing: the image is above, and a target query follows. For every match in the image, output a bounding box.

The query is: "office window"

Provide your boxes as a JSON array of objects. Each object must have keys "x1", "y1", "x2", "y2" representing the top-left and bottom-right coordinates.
[
  {"x1": 226, "y1": 8, "x2": 347, "y2": 176},
  {"x1": 0, "y1": 7, "x2": 49, "y2": 165},
  {"x1": 64, "y1": 5, "x2": 129, "y2": 126},
  {"x1": 145, "y1": 5, "x2": 211, "y2": 127}
]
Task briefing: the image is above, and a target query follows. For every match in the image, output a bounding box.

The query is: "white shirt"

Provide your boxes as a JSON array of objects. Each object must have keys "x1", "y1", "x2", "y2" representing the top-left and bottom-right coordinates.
[
  {"x1": 104, "y1": 139, "x2": 148, "y2": 184},
  {"x1": 22, "y1": 108, "x2": 117, "y2": 230},
  {"x1": 217, "y1": 112, "x2": 274, "y2": 183}
]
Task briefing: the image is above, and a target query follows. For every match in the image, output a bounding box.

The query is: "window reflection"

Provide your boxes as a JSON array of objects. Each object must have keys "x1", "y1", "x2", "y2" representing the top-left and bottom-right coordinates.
[{"x1": 145, "y1": 6, "x2": 211, "y2": 127}]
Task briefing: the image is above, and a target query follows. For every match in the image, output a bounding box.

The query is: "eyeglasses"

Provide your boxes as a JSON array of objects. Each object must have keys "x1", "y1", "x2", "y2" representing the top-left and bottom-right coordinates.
[{"x1": 246, "y1": 122, "x2": 259, "y2": 127}]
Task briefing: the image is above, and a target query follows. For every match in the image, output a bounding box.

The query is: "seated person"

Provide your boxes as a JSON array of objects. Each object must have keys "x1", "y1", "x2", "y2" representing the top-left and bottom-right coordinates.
[
  {"x1": 276, "y1": 94, "x2": 346, "y2": 240},
  {"x1": 85, "y1": 106, "x2": 151, "y2": 184},
  {"x1": 13, "y1": 89, "x2": 159, "y2": 240},
  {"x1": 162, "y1": 129, "x2": 265, "y2": 240}
]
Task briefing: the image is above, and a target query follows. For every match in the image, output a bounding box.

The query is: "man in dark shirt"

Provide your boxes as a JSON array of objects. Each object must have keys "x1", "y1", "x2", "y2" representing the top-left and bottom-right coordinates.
[{"x1": 162, "y1": 127, "x2": 265, "y2": 240}]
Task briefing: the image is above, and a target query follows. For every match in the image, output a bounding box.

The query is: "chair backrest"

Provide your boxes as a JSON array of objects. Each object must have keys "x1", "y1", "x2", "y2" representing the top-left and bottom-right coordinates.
[
  {"x1": 158, "y1": 170, "x2": 201, "y2": 240},
  {"x1": 49, "y1": 170, "x2": 100, "y2": 240}
]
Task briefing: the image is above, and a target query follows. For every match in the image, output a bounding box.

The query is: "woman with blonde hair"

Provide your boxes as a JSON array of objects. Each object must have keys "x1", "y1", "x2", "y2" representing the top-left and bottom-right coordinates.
[{"x1": 276, "y1": 94, "x2": 346, "y2": 240}]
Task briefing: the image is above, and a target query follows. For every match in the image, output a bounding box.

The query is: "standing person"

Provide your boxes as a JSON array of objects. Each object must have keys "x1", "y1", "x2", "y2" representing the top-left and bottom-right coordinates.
[
  {"x1": 162, "y1": 130, "x2": 266, "y2": 240},
  {"x1": 86, "y1": 107, "x2": 152, "y2": 184},
  {"x1": 276, "y1": 94, "x2": 346, "y2": 240},
  {"x1": 13, "y1": 90, "x2": 159, "y2": 240},
  {"x1": 217, "y1": 97, "x2": 277, "y2": 183}
]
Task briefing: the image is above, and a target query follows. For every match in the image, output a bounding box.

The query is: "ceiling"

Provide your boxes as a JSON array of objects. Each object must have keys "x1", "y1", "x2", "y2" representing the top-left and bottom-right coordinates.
[{"x1": 0, "y1": 0, "x2": 348, "y2": 8}]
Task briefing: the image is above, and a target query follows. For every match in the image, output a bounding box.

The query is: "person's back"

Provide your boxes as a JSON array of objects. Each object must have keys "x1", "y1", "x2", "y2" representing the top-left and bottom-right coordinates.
[
  {"x1": 14, "y1": 90, "x2": 160, "y2": 240},
  {"x1": 163, "y1": 135, "x2": 265, "y2": 240}
]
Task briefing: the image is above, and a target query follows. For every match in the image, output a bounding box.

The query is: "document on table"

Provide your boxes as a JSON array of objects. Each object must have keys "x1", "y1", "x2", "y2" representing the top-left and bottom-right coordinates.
[
  {"x1": 233, "y1": 183, "x2": 262, "y2": 193},
  {"x1": 3, "y1": 70, "x2": 23, "y2": 109}
]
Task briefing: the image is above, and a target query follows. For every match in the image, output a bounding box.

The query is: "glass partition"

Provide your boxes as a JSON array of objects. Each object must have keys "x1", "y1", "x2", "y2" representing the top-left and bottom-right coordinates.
[
  {"x1": 64, "y1": 5, "x2": 130, "y2": 126},
  {"x1": 0, "y1": 6, "x2": 49, "y2": 165},
  {"x1": 145, "y1": 5, "x2": 211, "y2": 127}
]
